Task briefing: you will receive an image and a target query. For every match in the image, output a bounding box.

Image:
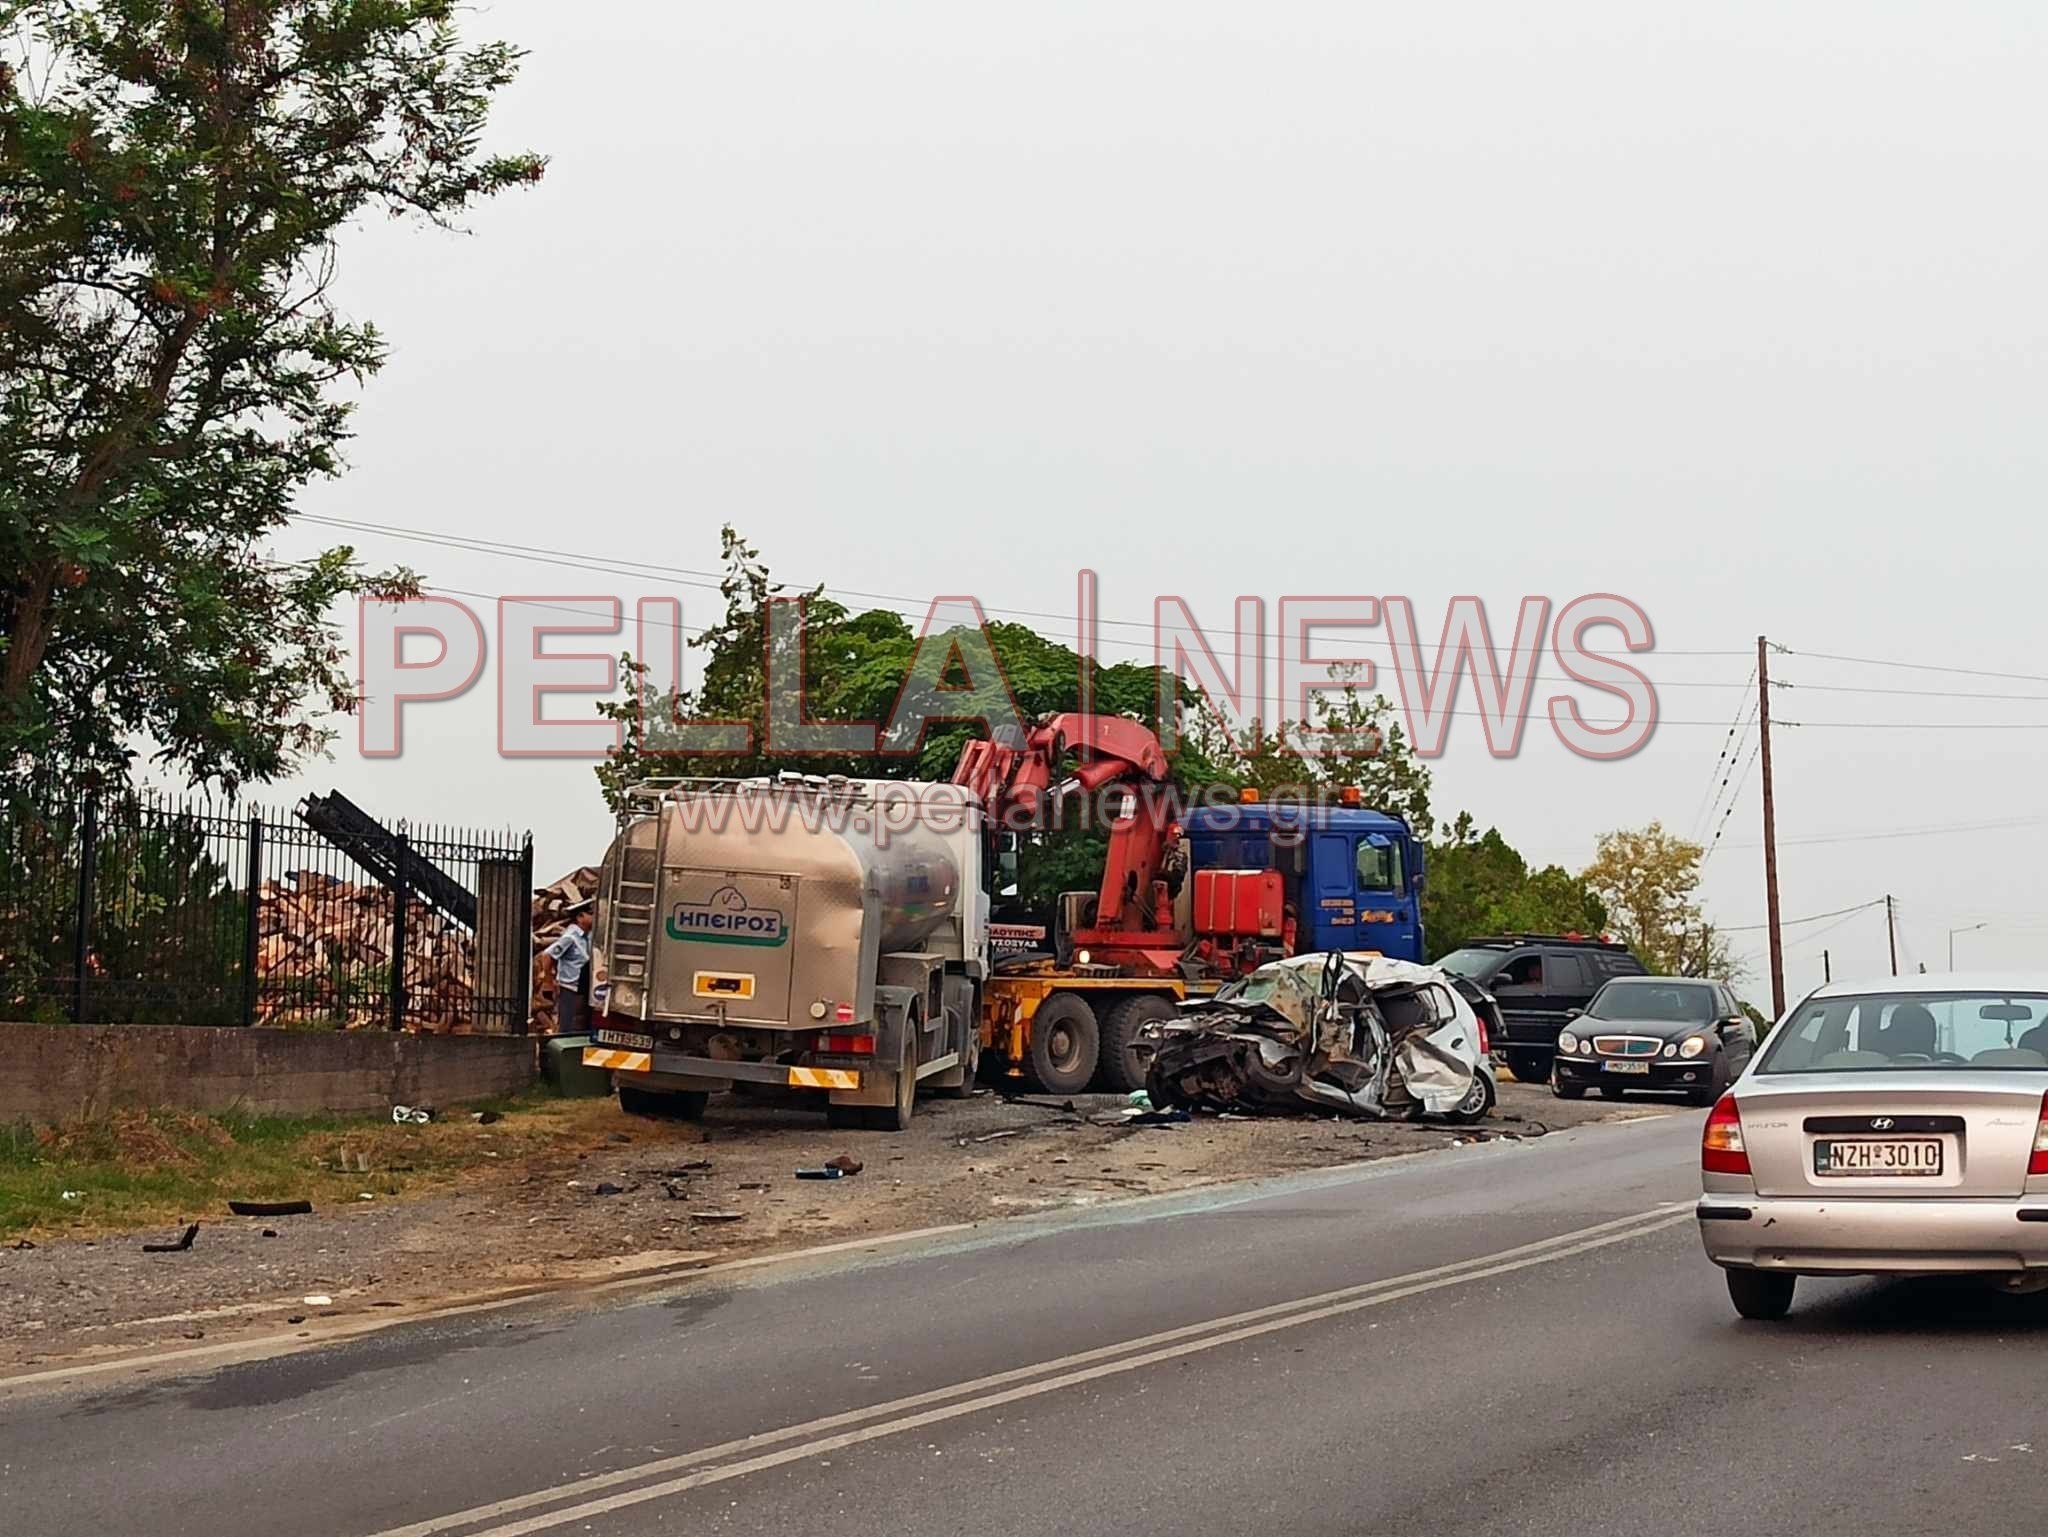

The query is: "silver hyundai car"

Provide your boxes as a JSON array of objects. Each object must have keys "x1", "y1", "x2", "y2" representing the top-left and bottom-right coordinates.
[{"x1": 1697, "y1": 974, "x2": 2048, "y2": 1319}]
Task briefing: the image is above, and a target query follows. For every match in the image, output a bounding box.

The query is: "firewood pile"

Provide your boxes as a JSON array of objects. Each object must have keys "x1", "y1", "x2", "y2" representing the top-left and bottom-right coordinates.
[
  {"x1": 250, "y1": 866, "x2": 601, "y2": 1033},
  {"x1": 531, "y1": 865, "x2": 601, "y2": 1034},
  {"x1": 253, "y1": 871, "x2": 479, "y2": 1030}
]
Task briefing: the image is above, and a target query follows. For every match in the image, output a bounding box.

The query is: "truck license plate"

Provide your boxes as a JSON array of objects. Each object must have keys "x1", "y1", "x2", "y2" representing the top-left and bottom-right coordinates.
[
  {"x1": 595, "y1": 1029, "x2": 654, "y2": 1052},
  {"x1": 1601, "y1": 1060, "x2": 1651, "y2": 1075},
  {"x1": 1814, "y1": 1138, "x2": 1943, "y2": 1176}
]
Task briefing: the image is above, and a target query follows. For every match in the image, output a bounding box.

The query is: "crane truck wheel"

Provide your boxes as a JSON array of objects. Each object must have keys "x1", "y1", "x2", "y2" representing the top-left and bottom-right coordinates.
[
  {"x1": 1097, "y1": 993, "x2": 1175, "y2": 1094},
  {"x1": 1026, "y1": 993, "x2": 1100, "y2": 1096}
]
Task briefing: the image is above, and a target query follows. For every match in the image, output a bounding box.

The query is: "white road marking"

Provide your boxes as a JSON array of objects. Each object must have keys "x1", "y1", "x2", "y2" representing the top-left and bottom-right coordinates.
[{"x1": 368, "y1": 1201, "x2": 1693, "y2": 1537}]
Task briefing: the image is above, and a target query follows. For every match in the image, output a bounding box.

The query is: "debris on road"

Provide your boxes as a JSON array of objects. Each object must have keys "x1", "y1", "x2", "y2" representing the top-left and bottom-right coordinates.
[
  {"x1": 228, "y1": 1199, "x2": 314, "y2": 1218},
  {"x1": 593, "y1": 1181, "x2": 629, "y2": 1197},
  {"x1": 473, "y1": 1110, "x2": 503, "y2": 1125},
  {"x1": 302, "y1": 1294, "x2": 333, "y2": 1307},
  {"x1": 690, "y1": 1211, "x2": 745, "y2": 1224},
  {"x1": 973, "y1": 1130, "x2": 1021, "y2": 1144},
  {"x1": 141, "y1": 1223, "x2": 200, "y2": 1254},
  {"x1": 392, "y1": 1105, "x2": 435, "y2": 1125},
  {"x1": 824, "y1": 1155, "x2": 864, "y2": 1176},
  {"x1": 1146, "y1": 953, "x2": 1492, "y2": 1122},
  {"x1": 796, "y1": 1167, "x2": 846, "y2": 1181}
]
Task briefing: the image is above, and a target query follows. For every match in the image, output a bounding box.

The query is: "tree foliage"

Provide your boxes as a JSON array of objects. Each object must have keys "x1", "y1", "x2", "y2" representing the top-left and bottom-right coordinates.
[
  {"x1": 1422, "y1": 812, "x2": 1609, "y2": 961},
  {"x1": 1581, "y1": 820, "x2": 1741, "y2": 978},
  {"x1": 1213, "y1": 669, "x2": 1435, "y2": 833},
  {"x1": 0, "y1": 0, "x2": 543, "y2": 789}
]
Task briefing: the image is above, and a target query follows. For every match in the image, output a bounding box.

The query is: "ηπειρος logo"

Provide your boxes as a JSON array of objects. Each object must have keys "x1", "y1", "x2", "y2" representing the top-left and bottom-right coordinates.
[{"x1": 667, "y1": 885, "x2": 788, "y2": 947}]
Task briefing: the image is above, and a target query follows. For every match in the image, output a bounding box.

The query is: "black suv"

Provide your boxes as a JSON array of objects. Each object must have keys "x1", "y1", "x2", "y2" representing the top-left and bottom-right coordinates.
[{"x1": 1435, "y1": 935, "x2": 1647, "y2": 1085}]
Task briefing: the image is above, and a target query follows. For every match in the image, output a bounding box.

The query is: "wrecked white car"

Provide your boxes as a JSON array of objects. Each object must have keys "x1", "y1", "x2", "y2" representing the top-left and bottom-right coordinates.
[{"x1": 1143, "y1": 953, "x2": 1499, "y2": 1123}]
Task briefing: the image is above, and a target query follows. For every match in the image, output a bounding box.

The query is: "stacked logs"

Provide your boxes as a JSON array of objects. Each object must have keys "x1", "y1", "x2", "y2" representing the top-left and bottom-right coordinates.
[{"x1": 253, "y1": 871, "x2": 478, "y2": 1030}]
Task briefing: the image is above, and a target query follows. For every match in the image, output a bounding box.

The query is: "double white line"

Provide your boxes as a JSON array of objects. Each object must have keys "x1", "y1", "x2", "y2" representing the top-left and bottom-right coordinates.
[{"x1": 370, "y1": 1200, "x2": 1693, "y2": 1537}]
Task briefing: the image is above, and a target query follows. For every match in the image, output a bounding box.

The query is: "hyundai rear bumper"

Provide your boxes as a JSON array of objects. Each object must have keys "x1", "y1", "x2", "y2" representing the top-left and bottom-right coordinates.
[{"x1": 1698, "y1": 1196, "x2": 2048, "y2": 1273}]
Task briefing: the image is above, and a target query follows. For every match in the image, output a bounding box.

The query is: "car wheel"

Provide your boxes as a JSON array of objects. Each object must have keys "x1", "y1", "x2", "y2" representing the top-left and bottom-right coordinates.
[
  {"x1": 1446, "y1": 1071, "x2": 1496, "y2": 1125},
  {"x1": 1026, "y1": 993, "x2": 1100, "y2": 1096},
  {"x1": 1725, "y1": 1267, "x2": 1796, "y2": 1321},
  {"x1": 1553, "y1": 1074, "x2": 1587, "y2": 1101}
]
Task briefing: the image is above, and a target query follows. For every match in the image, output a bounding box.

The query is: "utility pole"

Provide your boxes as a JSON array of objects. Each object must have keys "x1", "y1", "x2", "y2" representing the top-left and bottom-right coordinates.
[
  {"x1": 1758, "y1": 637, "x2": 1786, "y2": 1018},
  {"x1": 1886, "y1": 894, "x2": 1899, "y2": 976}
]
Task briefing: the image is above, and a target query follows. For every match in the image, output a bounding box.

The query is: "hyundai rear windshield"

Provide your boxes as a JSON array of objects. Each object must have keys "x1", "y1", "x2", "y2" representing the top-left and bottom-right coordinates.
[{"x1": 1758, "y1": 991, "x2": 2048, "y2": 1072}]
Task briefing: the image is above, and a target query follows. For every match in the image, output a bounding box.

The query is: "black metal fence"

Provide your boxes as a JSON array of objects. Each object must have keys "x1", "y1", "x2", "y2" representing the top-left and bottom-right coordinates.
[{"x1": 0, "y1": 788, "x2": 533, "y2": 1032}]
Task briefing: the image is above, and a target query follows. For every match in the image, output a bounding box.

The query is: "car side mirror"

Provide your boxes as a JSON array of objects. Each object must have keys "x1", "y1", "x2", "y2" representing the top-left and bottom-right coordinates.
[{"x1": 1566, "y1": 1007, "x2": 1583, "y2": 1019}]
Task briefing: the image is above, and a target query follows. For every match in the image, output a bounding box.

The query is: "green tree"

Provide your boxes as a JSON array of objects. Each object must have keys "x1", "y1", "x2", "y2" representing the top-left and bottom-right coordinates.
[
  {"x1": 1219, "y1": 665, "x2": 1434, "y2": 833},
  {"x1": 0, "y1": 0, "x2": 544, "y2": 789},
  {"x1": 594, "y1": 528, "x2": 1235, "y2": 909},
  {"x1": 1581, "y1": 821, "x2": 1741, "y2": 978},
  {"x1": 1423, "y1": 813, "x2": 1608, "y2": 960}
]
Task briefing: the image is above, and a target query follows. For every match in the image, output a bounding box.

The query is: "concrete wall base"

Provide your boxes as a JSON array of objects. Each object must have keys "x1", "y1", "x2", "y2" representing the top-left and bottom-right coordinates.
[{"x1": 0, "y1": 1022, "x2": 536, "y2": 1123}]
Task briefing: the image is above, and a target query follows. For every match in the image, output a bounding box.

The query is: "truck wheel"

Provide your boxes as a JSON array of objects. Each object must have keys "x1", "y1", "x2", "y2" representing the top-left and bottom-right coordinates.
[
  {"x1": 619, "y1": 1086, "x2": 708, "y2": 1121},
  {"x1": 1027, "y1": 993, "x2": 1099, "y2": 1096},
  {"x1": 828, "y1": 1022, "x2": 918, "y2": 1132},
  {"x1": 1097, "y1": 994, "x2": 1174, "y2": 1094},
  {"x1": 1504, "y1": 1050, "x2": 1549, "y2": 1086},
  {"x1": 935, "y1": 1025, "x2": 980, "y2": 1100}
]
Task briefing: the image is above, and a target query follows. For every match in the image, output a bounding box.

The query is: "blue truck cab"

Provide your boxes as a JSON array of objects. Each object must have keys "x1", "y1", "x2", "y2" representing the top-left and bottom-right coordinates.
[{"x1": 1180, "y1": 802, "x2": 1426, "y2": 962}]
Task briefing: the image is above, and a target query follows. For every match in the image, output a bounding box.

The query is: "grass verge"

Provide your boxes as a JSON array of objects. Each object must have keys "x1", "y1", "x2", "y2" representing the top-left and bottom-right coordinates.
[{"x1": 0, "y1": 1091, "x2": 612, "y2": 1240}]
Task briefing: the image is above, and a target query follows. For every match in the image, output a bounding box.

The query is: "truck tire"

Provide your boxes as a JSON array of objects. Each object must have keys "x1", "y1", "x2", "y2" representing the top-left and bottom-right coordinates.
[
  {"x1": 1097, "y1": 994, "x2": 1174, "y2": 1094},
  {"x1": 827, "y1": 1018, "x2": 918, "y2": 1132},
  {"x1": 1027, "y1": 993, "x2": 1100, "y2": 1096},
  {"x1": 618, "y1": 1086, "x2": 708, "y2": 1121},
  {"x1": 1504, "y1": 1050, "x2": 1549, "y2": 1086},
  {"x1": 935, "y1": 1025, "x2": 980, "y2": 1099}
]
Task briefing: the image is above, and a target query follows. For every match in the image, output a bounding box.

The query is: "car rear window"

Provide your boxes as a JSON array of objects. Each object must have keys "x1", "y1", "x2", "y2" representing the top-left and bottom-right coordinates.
[{"x1": 1758, "y1": 991, "x2": 2048, "y2": 1072}]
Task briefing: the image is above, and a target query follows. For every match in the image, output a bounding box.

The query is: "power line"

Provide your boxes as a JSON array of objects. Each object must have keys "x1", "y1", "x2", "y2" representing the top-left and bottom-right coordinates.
[
  {"x1": 1688, "y1": 663, "x2": 1757, "y2": 842},
  {"x1": 295, "y1": 512, "x2": 1759, "y2": 662},
  {"x1": 1726, "y1": 812, "x2": 2048, "y2": 850},
  {"x1": 1720, "y1": 897, "x2": 1888, "y2": 934},
  {"x1": 1785, "y1": 647, "x2": 2048, "y2": 687}
]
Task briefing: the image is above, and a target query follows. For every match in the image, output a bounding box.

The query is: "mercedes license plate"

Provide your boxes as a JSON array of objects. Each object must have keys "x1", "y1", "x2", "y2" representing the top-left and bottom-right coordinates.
[
  {"x1": 1601, "y1": 1059, "x2": 1651, "y2": 1075},
  {"x1": 1814, "y1": 1138, "x2": 1942, "y2": 1177},
  {"x1": 595, "y1": 1029, "x2": 655, "y2": 1052}
]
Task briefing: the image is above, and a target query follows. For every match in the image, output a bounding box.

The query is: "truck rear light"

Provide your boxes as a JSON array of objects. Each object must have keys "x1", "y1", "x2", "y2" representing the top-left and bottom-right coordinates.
[
  {"x1": 1702, "y1": 1093, "x2": 1750, "y2": 1176},
  {"x1": 819, "y1": 1033, "x2": 875, "y2": 1056},
  {"x1": 834, "y1": 1002, "x2": 856, "y2": 1023},
  {"x1": 2030, "y1": 1090, "x2": 2048, "y2": 1176}
]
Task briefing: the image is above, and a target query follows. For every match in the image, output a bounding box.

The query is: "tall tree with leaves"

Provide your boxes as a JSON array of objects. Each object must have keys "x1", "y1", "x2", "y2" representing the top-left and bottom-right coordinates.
[
  {"x1": 1222, "y1": 664, "x2": 1435, "y2": 833},
  {"x1": 0, "y1": 0, "x2": 543, "y2": 789},
  {"x1": 1423, "y1": 813, "x2": 1608, "y2": 960},
  {"x1": 1581, "y1": 821, "x2": 1742, "y2": 978}
]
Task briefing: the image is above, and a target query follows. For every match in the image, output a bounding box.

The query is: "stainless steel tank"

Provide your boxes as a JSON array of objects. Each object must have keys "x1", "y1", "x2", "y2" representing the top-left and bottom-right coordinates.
[{"x1": 595, "y1": 779, "x2": 977, "y2": 1030}]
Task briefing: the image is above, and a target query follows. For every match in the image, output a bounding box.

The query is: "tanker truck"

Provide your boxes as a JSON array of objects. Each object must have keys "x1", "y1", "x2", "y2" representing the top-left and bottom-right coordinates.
[{"x1": 581, "y1": 775, "x2": 987, "y2": 1131}]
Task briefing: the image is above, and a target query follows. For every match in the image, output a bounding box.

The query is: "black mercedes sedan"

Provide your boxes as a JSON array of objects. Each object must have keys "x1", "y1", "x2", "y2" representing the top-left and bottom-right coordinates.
[{"x1": 1551, "y1": 976, "x2": 1757, "y2": 1105}]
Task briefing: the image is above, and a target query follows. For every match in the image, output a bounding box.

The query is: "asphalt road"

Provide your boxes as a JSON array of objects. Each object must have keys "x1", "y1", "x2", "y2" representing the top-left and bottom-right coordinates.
[{"x1": 5, "y1": 1109, "x2": 2045, "y2": 1536}]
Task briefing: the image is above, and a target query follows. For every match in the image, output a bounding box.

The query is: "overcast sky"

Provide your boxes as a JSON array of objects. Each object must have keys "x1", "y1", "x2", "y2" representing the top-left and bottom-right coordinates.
[{"x1": 263, "y1": 1, "x2": 2048, "y2": 1002}]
